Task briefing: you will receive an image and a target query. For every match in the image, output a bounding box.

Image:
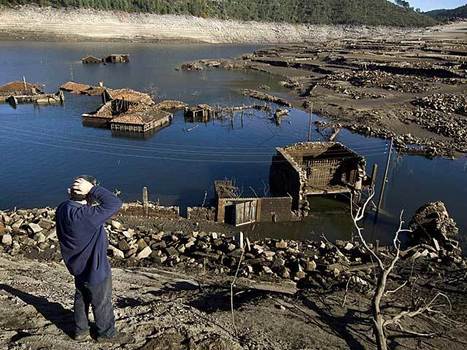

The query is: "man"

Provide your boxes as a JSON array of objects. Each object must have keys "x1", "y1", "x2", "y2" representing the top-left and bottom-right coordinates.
[{"x1": 55, "y1": 175, "x2": 122, "y2": 342}]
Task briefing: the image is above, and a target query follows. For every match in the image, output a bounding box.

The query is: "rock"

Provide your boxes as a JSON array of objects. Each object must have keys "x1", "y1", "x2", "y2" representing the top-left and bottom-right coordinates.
[
  {"x1": 165, "y1": 247, "x2": 179, "y2": 257},
  {"x1": 46, "y1": 229, "x2": 57, "y2": 241},
  {"x1": 305, "y1": 260, "x2": 317, "y2": 272},
  {"x1": 295, "y1": 270, "x2": 306, "y2": 280},
  {"x1": 0, "y1": 223, "x2": 6, "y2": 234},
  {"x1": 111, "y1": 220, "x2": 122, "y2": 230},
  {"x1": 136, "y1": 246, "x2": 152, "y2": 260},
  {"x1": 33, "y1": 233, "x2": 46, "y2": 243},
  {"x1": 211, "y1": 232, "x2": 218, "y2": 240},
  {"x1": 12, "y1": 219, "x2": 24, "y2": 230},
  {"x1": 28, "y1": 223, "x2": 43, "y2": 234},
  {"x1": 262, "y1": 266, "x2": 273, "y2": 274},
  {"x1": 272, "y1": 257, "x2": 286, "y2": 268},
  {"x1": 408, "y1": 201, "x2": 460, "y2": 252},
  {"x1": 344, "y1": 242, "x2": 354, "y2": 251},
  {"x1": 125, "y1": 247, "x2": 138, "y2": 258},
  {"x1": 275, "y1": 240, "x2": 288, "y2": 249},
  {"x1": 123, "y1": 229, "x2": 135, "y2": 239},
  {"x1": 151, "y1": 254, "x2": 167, "y2": 264},
  {"x1": 1, "y1": 234, "x2": 12, "y2": 246},
  {"x1": 109, "y1": 245, "x2": 125, "y2": 259},
  {"x1": 38, "y1": 219, "x2": 54, "y2": 230},
  {"x1": 137, "y1": 238, "x2": 148, "y2": 251},
  {"x1": 118, "y1": 239, "x2": 131, "y2": 252}
]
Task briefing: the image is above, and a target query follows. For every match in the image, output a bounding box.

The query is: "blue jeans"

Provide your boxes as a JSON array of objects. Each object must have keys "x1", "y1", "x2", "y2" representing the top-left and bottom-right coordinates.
[{"x1": 74, "y1": 275, "x2": 115, "y2": 337}]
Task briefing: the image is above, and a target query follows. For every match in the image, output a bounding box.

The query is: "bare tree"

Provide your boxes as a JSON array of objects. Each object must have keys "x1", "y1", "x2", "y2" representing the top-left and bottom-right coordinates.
[{"x1": 350, "y1": 190, "x2": 451, "y2": 350}]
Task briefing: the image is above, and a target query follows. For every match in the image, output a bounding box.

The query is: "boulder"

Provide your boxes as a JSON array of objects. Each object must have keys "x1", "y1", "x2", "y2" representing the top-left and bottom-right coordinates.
[
  {"x1": 137, "y1": 238, "x2": 148, "y2": 251},
  {"x1": 111, "y1": 220, "x2": 122, "y2": 230},
  {"x1": 28, "y1": 223, "x2": 42, "y2": 234},
  {"x1": 408, "y1": 201, "x2": 460, "y2": 252},
  {"x1": 1, "y1": 234, "x2": 12, "y2": 246},
  {"x1": 275, "y1": 240, "x2": 288, "y2": 249},
  {"x1": 137, "y1": 246, "x2": 152, "y2": 260},
  {"x1": 33, "y1": 233, "x2": 46, "y2": 243},
  {"x1": 118, "y1": 239, "x2": 131, "y2": 252},
  {"x1": 109, "y1": 245, "x2": 125, "y2": 259}
]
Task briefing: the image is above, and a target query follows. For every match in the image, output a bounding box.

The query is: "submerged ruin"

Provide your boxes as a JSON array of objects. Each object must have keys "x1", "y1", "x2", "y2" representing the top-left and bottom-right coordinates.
[
  {"x1": 0, "y1": 80, "x2": 63, "y2": 106},
  {"x1": 270, "y1": 142, "x2": 369, "y2": 210},
  {"x1": 214, "y1": 180, "x2": 297, "y2": 226},
  {"x1": 81, "y1": 54, "x2": 130, "y2": 64},
  {"x1": 80, "y1": 86, "x2": 174, "y2": 135}
]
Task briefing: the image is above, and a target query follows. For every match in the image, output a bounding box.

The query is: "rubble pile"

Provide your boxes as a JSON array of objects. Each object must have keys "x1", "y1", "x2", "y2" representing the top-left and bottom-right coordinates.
[
  {"x1": 408, "y1": 201, "x2": 462, "y2": 256},
  {"x1": 320, "y1": 78, "x2": 384, "y2": 99},
  {"x1": 1, "y1": 202, "x2": 464, "y2": 288},
  {"x1": 412, "y1": 94, "x2": 467, "y2": 116},
  {"x1": 321, "y1": 70, "x2": 431, "y2": 95}
]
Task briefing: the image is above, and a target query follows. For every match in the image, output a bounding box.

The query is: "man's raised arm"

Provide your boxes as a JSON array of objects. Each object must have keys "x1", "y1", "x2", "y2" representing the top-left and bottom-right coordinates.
[{"x1": 73, "y1": 178, "x2": 123, "y2": 228}]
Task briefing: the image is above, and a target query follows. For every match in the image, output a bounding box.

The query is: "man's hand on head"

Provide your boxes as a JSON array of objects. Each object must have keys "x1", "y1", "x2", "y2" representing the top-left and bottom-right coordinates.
[{"x1": 72, "y1": 178, "x2": 95, "y2": 196}]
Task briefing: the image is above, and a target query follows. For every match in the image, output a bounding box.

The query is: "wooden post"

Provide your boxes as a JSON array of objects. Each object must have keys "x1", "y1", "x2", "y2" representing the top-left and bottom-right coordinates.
[
  {"x1": 143, "y1": 186, "x2": 149, "y2": 217},
  {"x1": 370, "y1": 163, "x2": 378, "y2": 189},
  {"x1": 22, "y1": 76, "x2": 27, "y2": 91},
  {"x1": 307, "y1": 102, "x2": 313, "y2": 142},
  {"x1": 377, "y1": 138, "x2": 393, "y2": 213}
]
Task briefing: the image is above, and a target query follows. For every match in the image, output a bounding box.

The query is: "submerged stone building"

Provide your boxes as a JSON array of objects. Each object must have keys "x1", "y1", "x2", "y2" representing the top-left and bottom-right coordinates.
[
  {"x1": 270, "y1": 142, "x2": 368, "y2": 210},
  {"x1": 214, "y1": 180, "x2": 296, "y2": 226},
  {"x1": 110, "y1": 106, "x2": 173, "y2": 133}
]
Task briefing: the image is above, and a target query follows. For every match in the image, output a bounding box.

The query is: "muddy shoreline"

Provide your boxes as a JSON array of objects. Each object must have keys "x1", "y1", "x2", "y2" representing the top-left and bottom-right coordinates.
[{"x1": 181, "y1": 22, "x2": 467, "y2": 158}]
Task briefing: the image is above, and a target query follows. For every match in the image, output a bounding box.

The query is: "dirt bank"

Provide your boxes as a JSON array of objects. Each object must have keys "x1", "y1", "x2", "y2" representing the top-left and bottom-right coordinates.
[
  {"x1": 0, "y1": 5, "x2": 422, "y2": 44},
  {"x1": 1, "y1": 203, "x2": 466, "y2": 349}
]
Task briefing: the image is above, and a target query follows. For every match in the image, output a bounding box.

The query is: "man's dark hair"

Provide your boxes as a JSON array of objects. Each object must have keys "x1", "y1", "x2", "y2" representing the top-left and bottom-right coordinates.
[{"x1": 70, "y1": 175, "x2": 97, "y2": 201}]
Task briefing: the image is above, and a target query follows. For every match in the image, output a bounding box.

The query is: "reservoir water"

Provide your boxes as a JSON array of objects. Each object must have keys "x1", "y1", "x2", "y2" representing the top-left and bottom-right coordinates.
[{"x1": 0, "y1": 41, "x2": 465, "y2": 245}]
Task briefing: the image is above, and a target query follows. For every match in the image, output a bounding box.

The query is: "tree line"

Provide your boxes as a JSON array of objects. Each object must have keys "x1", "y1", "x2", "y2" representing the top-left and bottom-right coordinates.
[{"x1": 0, "y1": 0, "x2": 437, "y2": 26}]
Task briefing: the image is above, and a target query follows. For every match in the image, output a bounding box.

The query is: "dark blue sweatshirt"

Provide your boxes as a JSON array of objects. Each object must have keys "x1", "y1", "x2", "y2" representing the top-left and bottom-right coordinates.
[{"x1": 56, "y1": 186, "x2": 122, "y2": 285}]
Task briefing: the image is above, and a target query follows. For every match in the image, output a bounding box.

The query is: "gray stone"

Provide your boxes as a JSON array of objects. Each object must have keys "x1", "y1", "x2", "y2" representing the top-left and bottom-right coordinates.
[
  {"x1": 137, "y1": 246, "x2": 152, "y2": 260},
  {"x1": 34, "y1": 233, "x2": 46, "y2": 244},
  {"x1": 151, "y1": 255, "x2": 167, "y2": 264},
  {"x1": 123, "y1": 229, "x2": 135, "y2": 239},
  {"x1": 165, "y1": 247, "x2": 179, "y2": 257},
  {"x1": 275, "y1": 240, "x2": 288, "y2": 249},
  {"x1": 1, "y1": 234, "x2": 12, "y2": 246},
  {"x1": 118, "y1": 239, "x2": 131, "y2": 252},
  {"x1": 111, "y1": 220, "x2": 122, "y2": 230},
  {"x1": 109, "y1": 245, "x2": 125, "y2": 259},
  {"x1": 305, "y1": 260, "x2": 317, "y2": 272},
  {"x1": 28, "y1": 223, "x2": 43, "y2": 234},
  {"x1": 344, "y1": 242, "x2": 354, "y2": 251},
  {"x1": 38, "y1": 219, "x2": 55, "y2": 230},
  {"x1": 137, "y1": 238, "x2": 148, "y2": 251}
]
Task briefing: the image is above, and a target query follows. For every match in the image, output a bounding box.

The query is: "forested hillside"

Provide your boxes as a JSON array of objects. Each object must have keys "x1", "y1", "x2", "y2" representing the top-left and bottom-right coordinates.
[
  {"x1": 0, "y1": 0, "x2": 437, "y2": 26},
  {"x1": 426, "y1": 5, "x2": 467, "y2": 20}
]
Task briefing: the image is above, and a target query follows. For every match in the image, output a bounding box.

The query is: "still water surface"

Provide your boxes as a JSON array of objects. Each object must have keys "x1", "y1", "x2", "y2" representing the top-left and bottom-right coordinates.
[{"x1": 0, "y1": 41, "x2": 465, "y2": 244}]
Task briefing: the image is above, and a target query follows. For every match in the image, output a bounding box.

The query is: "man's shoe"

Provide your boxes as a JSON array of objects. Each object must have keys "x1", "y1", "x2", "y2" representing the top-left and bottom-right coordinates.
[
  {"x1": 96, "y1": 332, "x2": 130, "y2": 344},
  {"x1": 74, "y1": 331, "x2": 89, "y2": 341}
]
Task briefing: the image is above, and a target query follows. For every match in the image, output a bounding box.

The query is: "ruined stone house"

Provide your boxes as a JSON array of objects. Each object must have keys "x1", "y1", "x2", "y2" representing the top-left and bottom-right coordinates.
[
  {"x1": 0, "y1": 81, "x2": 43, "y2": 101},
  {"x1": 110, "y1": 105, "x2": 173, "y2": 134},
  {"x1": 81, "y1": 56, "x2": 102, "y2": 64},
  {"x1": 104, "y1": 54, "x2": 130, "y2": 64},
  {"x1": 214, "y1": 180, "x2": 296, "y2": 226},
  {"x1": 184, "y1": 104, "x2": 214, "y2": 123},
  {"x1": 270, "y1": 142, "x2": 367, "y2": 210}
]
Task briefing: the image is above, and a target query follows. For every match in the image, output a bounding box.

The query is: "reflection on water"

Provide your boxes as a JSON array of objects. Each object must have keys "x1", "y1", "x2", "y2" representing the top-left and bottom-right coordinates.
[{"x1": 0, "y1": 41, "x2": 465, "y2": 246}]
